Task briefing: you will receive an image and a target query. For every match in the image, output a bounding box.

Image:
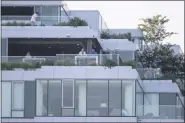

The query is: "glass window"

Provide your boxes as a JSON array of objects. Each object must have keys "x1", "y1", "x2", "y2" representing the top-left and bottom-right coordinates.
[
  {"x1": 87, "y1": 80, "x2": 108, "y2": 116},
  {"x1": 144, "y1": 94, "x2": 159, "y2": 117},
  {"x1": 36, "y1": 80, "x2": 48, "y2": 116},
  {"x1": 62, "y1": 79, "x2": 74, "y2": 108},
  {"x1": 48, "y1": 80, "x2": 62, "y2": 116},
  {"x1": 2, "y1": 82, "x2": 11, "y2": 117},
  {"x1": 109, "y1": 80, "x2": 121, "y2": 116},
  {"x1": 159, "y1": 93, "x2": 176, "y2": 119},
  {"x1": 12, "y1": 111, "x2": 24, "y2": 117},
  {"x1": 176, "y1": 95, "x2": 184, "y2": 119},
  {"x1": 122, "y1": 80, "x2": 135, "y2": 116},
  {"x1": 75, "y1": 80, "x2": 87, "y2": 116},
  {"x1": 136, "y1": 80, "x2": 144, "y2": 117},
  {"x1": 41, "y1": 6, "x2": 59, "y2": 26},
  {"x1": 12, "y1": 82, "x2": 24, "y2": 110},
  {"x1": 62, "y1": 109, "x2": 74, "y2": 116}
]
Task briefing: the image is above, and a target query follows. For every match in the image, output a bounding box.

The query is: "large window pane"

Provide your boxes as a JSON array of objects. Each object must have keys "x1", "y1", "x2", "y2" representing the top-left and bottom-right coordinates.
[
  {"x1": 36, "y1": 80, "x2": 48, "y2": 116},
  {"x1": 75, "y1": 80, "x2": 87, "y2": 116},
  {"x1": 62, "y1": 79, "x2": 74, "y2": 108},
  {"x1": 12, "y1": 82, "x2": 24, "y2": 110},
  {"x1": 122, "y1": 80, "x2": 135, "y2": 116},
  {"x1": 48, "y1": 80, "x2": 62, "y2": 116},
  {"x1": 109, "y1": 80, "x2": 121, "y2": 116},
  {"x1": 144, "y1": 94, "x2": 159, "y2": 118},
  {"x1": 87, "y1": 80, "x2": 108, "y2": 116},
  {"x1": 136, "y1": 80, "x2": 144, "y2": 117},
  {"x1": 2, "y1": 82, "x2": 11, "y2": 117},
  {"x1": 159, "y1": 93, "x2": 176, "y2": 119},
  {"x1": 41, "y1": 6, "x2": 59, "y2": 25}
]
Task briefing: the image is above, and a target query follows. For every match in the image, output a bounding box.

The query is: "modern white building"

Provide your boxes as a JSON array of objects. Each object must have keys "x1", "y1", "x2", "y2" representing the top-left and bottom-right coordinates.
[{"x1": 1, "y1": 0, "x2": 184, "y2": 123}]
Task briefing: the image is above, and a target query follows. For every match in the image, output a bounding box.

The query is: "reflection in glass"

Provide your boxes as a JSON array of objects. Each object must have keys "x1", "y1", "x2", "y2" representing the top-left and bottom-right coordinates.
[
  {"x1": 12, "y1": 82, "x2": 24, "y2": 110},
  {"x1": 36, "y1": 80, "x2": 48, "y2": 116},
  {"x1": 2, "y1": 82, "x2": 11, "y2": 117},
  {"x1": 136, "y1": 80, "x2": 144, "y2": 117},
  {"x1": 75, "y1": 80, "x2": 87, "y2": 116},
  {"x1": 159, "y1": 94, "x2": 176, "y2": 119},
  {"x1": 62, "y1": 80, "x2": 74, "y2": 108},
  {"x1": 122, "y1": 80, "x2": 135, "y2": 116},
  {"x1": 144, "y1": 94, "x2": 159, "y2": 117},
  {"x1": 109, "y1": 80, "x2": 121, "y2": 116},
  {"x1": 48, "y1": 80, "x2": 62, "y2": 116},
  {"x1": 87, "y1": 80, "x2": 108, "y2": 116}
]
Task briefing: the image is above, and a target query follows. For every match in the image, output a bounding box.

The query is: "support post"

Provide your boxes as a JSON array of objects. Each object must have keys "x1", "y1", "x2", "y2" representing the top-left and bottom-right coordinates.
[{"x1": 86, "y1": 39, "x2": 92, "y2": 53}]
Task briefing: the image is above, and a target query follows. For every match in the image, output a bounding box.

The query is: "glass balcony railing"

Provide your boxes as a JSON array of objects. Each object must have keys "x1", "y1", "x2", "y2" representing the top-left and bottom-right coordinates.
[
  {"x1": 1, "y1": 54, "x2": 120, "y2": 69},
  {"x1": 137, "y1": 105, "x2": 184, "y2": 119},
  {"x1": 1, "y1": 16, "x2": 73, "y2": 26}
]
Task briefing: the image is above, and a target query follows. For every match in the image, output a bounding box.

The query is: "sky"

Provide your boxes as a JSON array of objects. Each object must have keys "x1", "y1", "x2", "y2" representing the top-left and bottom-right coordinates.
[{"x1": 65, "y1": 1, "x2": 184, "y2": 51}]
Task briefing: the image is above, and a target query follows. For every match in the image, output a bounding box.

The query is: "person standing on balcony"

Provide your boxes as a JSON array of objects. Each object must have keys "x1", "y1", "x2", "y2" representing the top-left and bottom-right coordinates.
[
  {"x1": 88, "y1": 49, "x2": 97, "y2": 55},
  {"x1": 25, "y1": 52, "x2": 32, "y2": 58},
  {"x1": 78, "y1": 48, "x2": 86, "y2": 65},
  {"x1": 30, "y1": 12, "x2": 39, "y2": 26},
  {"x1": 79, "y1": 48, "x2": 86, "y2": 55}
]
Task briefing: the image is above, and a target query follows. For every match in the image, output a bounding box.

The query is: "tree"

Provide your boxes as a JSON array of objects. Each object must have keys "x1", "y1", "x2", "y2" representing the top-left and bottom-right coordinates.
[
  {"x1": 138, "y1": 15, "x2": 177, "y2": 45},
  {"x1": 138, "y1": 43, "x2": 174, "y2": 68}
]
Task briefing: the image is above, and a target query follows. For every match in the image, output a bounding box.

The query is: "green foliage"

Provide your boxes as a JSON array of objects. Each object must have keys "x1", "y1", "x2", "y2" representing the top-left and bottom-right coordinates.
[
  {"x1": 100, "y1": 31, "x2": 134, "y2": 42},
  {"x1": 138, "y1": 15, "x2": 176, "y2": 44},
  {"x1": 2, "y1": 59, "x2": 120, "y2": 70},
  {"x1": 137, "y1": 44, "x2": 184, "y2": 80},
  {"x1": 138, "y1": 44, "x2": 174, "y2": 68},
  {"x1": 1, "y1": 62, "x2": 41, "y2": 70},
  {"x1": 42, "y1": 60, "x2": 55, "y2": 66},
  {"x1": 2, "y1": 21, "x2": 31, "y2": 26},
  {"x1": 54, "y1": 17, "x2": 88, "y2": 27},
  {"x1": 120, "y1": 60, "x2": 136, "y2": 68},
  {"x1": 103, "y1": 59, "x2": 117, "y2": 68}
]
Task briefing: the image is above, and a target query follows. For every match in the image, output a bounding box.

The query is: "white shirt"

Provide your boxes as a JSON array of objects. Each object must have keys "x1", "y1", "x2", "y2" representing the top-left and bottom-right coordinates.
[
  {"x1": 79, "y1": 51, "x2": 86, "y2": 55},
  {"x1": 31, "y1": 13, "x2": 38, "y2": 22}
]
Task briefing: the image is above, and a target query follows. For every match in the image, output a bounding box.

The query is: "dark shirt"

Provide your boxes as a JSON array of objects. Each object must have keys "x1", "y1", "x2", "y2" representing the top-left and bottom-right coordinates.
[{"x1": 89, "y1": 51, "x2": 97, "y2": 54}]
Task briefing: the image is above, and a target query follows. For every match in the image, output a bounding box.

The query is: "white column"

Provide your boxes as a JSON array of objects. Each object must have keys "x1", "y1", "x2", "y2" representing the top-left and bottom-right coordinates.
[
  {"x1": 78, "y1": 82, "x2": 86, "y2": 116},
  {"x1": 124, "y1": 84, "x2": 134, "y2": 116}
]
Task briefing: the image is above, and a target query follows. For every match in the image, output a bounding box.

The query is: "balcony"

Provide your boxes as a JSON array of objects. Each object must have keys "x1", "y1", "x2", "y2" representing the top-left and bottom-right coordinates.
[
  {"x1": 2, "y1": 16, "x2": 70, "y2": 26},
  {"x1": 1, "y1": 54, "x2": 122, "y2": 70}
]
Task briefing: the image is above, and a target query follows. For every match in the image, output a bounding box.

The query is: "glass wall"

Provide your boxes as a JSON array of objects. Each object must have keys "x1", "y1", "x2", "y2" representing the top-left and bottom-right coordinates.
[
  {"x1": 36, "y1": 79, "x2": 136, "y2": 117},
  {"x1": 144, "y1": 94, "x2": 159, "y2": 117},
  {"x1": 136, "y1": 80, "x2": 144, "y2": 117},
  {"x1": 2, "y1": 81, "x2": 24, "y2": 117},
  {"x1": 34, "y1": 6, "x2": 68, "y2": 26},
  {"x1": 142, "y1": 93, "x2": 184, "y2": 119}
]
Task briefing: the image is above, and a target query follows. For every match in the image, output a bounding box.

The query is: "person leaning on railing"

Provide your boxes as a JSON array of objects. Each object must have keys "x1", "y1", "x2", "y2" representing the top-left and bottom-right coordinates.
[
  {"x1": 30, "y1": 12, "x2": 39, "y2": 26},
  {"x1": 88, "y1": 49, "x2": 97, "y2": 55},
  {"x1": 78, "y1": 49, "x2": 86, "y2": 65}
]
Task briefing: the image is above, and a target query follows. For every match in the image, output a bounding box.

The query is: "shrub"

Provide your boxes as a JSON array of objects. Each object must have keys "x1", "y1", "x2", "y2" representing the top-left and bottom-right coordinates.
[
  {"x1": 42, "y1": 60, "x2": 55, "y2": 66},
  {"x1": 1, "y1": 62, "x2": 41, "y2": 70},
  {"x1": 100, "y1": 31, "x2": 134, "y2": 41},
  {"x1": 54, "y1": 17, "x2": 88, "y2": 27},
  {"x1": 103, "y1": 59, "x2": 117, "y2": 68},
  {"x1": 2, "y1": 21, "x2": 31, "y2": 26},
  {"x1": 120, "y1": 60, "x2": 136, "y2": 68}
]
